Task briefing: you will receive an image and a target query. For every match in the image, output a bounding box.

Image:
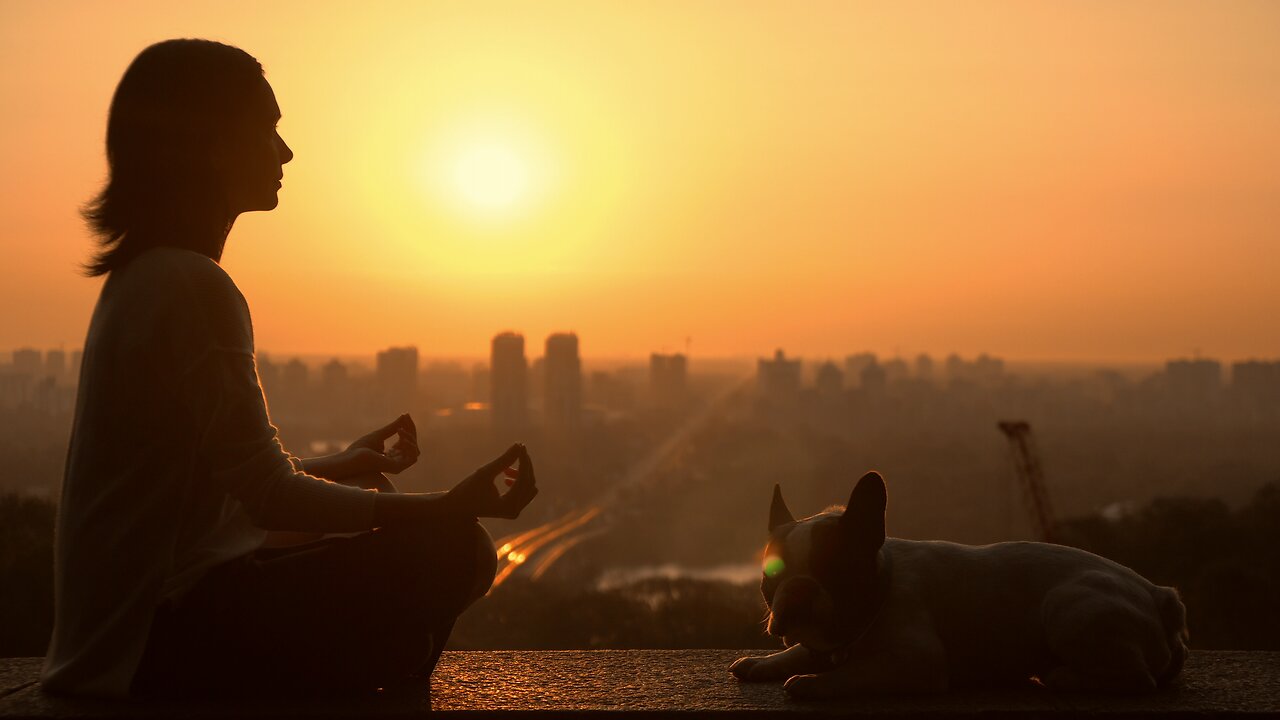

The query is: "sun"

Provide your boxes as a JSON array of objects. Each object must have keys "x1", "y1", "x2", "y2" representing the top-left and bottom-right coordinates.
[{"x1": 453, "y1": 142, "x2": 530, "y2": 213}]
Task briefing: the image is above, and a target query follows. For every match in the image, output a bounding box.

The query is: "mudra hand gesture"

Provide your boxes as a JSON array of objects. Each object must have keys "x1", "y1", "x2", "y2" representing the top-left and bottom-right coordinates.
[
  {"x1": 346, "y1": 414, "x2": 420, "y2": 474},
  {"x1": 446, "y1": 443, "x2": 538, "y2": 520}
]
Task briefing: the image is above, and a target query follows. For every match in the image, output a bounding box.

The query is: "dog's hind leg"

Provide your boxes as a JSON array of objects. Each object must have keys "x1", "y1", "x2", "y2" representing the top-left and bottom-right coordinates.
[{"x1": 1041, "y1": 575, "x2": 1166, "y2": 692}]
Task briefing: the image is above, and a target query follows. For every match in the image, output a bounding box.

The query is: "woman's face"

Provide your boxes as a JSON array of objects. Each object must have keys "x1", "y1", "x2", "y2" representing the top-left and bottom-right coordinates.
[{"x1": 217, "y1": 76, "x2": 293, "y2": 216}]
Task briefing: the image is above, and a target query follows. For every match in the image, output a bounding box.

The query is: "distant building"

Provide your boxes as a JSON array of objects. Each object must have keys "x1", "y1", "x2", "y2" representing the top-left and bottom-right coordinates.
[
  {"x1": 974, "y1": 354, "x2": 1005, "y2": 383},
  {"x1": 815, "y1": 361, "x2": 844, "y2": 397},
  {"x1": 882, "y1": 357, "x2": 910, "y2": 385},
  {"x1": 376, "y1": 346, "x2": 419, "y2": 413},
  {"x1": 650, "y1": 352, "x2": 688, "y2": 407},
  {"x1": 12, "y1": 348, "x2": 41, "y2": 375},
  {"x1": 860, "y1": 359, "x2": 887, "y2": 395},
  {"x1": 46, "y1": 349, "x2": 66, "y2": 376},
  {"x1": 1231, "y1": 360, "x2": 1280, "y2": 404},
  {"x1": 915, "y1": 353, "x2": 935, "y2": 383},
  {"x1": 281, "y1": 358, "x2": 309, "y2": 395},
  {"x1": 544, "y1": 333, "x2": 582, "y2": 430},
  {"x1": 491, "y1": 332, "x2": 528, "y2": 433},
  {"x1": 945, "y1": 353, "x2": 1005, "y2": 386},
  {"x1": 844, "y1": 352, "x2": 876, "y2": 389},
  {"x1": 1165, "y1": 358, "x2": 1222, "y2": 399},
  {"x1": 321, "y1": 358, "x2": 348, "y2": 387},
  {"x1": 758, "y1": 349, "x2": 801, "y2": 400}
]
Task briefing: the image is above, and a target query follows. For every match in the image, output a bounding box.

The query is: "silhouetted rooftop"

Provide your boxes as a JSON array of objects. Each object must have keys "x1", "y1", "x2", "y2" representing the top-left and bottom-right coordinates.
[{"x1": 2, "y1": 650, "x2": 1277, "y2": 718}]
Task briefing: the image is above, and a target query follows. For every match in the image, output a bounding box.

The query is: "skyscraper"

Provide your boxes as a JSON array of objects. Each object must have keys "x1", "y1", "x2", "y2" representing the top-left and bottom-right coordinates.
[
  {"x1": 491, "y1": 332, "x2": 528, "y2": 434},
  {"x1": 1165, "y1": 358, "x2": 1222, "y2": 399},
  {"x1": 544, "y1": 332, "x2": 582, "y2": 430},
  {"x1": 46, "y1": 349, "x2": 66, "y2": 377},
  {"x1": 649, "y1": 352, "x2": 688, "y2": 407},
  {"x1": 12, "y1": 348, "x2": 41, "y2": 375},
  {"x1": 758, "y1": 349, "x2": 801, "y2": 400},
  {"x1": 815, "y1": 360, "x2": 844, "y2": 397},
  {"x1": 376, "y1": 346, "x2": 419, "y2": 413}
]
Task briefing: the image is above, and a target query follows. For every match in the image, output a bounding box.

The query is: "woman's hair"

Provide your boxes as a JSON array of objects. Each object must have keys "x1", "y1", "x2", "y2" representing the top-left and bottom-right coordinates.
[{"x1": 83, "y1": 39, "x2": 264, "y2": 276}]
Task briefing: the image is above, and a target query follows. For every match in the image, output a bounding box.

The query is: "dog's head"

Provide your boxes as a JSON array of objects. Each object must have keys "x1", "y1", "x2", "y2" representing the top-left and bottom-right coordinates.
[{"x1": 760, "y1": 471, "x2": 888, "y2": 652}]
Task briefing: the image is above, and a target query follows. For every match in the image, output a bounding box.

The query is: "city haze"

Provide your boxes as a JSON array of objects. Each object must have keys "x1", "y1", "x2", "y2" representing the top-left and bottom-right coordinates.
[{"x1": 3, "y1": 1, "x2": 1280, "y2": 360}]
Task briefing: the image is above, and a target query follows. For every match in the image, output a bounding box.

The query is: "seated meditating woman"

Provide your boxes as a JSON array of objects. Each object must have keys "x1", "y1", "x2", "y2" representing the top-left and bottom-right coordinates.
[{"x1": 40, "y1": 38, "x2": 538, "y2": 698}]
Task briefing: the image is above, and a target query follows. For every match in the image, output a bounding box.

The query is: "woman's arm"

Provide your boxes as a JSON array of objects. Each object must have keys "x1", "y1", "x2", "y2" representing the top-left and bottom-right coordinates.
[
  {"x1": 299, "y1": 414, "x2": 420, "y2": 484},
  {"x1": 297, "y1": 450, "x2": 363, "y2": 481}
]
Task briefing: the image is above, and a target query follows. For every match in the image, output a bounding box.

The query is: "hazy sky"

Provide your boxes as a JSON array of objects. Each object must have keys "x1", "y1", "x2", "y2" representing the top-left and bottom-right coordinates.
[{"x1": 2, "y1": 1, "x2": 1278, "y2": 362}]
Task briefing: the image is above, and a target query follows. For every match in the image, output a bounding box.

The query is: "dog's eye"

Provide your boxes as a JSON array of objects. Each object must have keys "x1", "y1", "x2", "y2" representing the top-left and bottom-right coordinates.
[{"x1": 763, "y1": 555, "x2": 786, "y2": 578}]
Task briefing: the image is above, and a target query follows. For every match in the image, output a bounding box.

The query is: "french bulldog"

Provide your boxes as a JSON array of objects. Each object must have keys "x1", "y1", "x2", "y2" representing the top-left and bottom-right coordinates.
[{"x1": 730, "y1": 471, "x2": 1189, "y2": 699}]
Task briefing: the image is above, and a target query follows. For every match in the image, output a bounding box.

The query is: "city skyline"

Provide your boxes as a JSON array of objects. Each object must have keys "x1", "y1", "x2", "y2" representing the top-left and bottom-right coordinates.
[{"x1": 4, "y1": 2, "x2": 1280, "y2": 361}]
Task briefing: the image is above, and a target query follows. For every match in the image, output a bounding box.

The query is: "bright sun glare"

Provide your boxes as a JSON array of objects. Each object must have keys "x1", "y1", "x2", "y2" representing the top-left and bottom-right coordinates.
[{"x1": 451, "y1": 142, "x2": 530, "y2": 214}]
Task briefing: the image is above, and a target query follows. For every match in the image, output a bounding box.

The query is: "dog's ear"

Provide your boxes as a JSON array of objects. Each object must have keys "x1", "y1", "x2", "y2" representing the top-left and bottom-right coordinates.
[
  {"x1": 769, "y1": 484, "x2": 795, "y2": 532},
  {"x1": 839, "y1": 471, "x2": 886, "y2": 551}
]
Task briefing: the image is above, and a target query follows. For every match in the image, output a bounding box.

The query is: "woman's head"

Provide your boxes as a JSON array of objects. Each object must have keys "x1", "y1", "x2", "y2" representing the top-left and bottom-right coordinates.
[{"x1": 84, "y1": 39, "x2": 293, "y2": 276}]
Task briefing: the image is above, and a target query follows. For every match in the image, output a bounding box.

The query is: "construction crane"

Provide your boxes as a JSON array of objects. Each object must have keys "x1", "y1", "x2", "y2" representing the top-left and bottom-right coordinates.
[{"x1": 997, "y1": 421, "x2": 1057, "y2": 543}]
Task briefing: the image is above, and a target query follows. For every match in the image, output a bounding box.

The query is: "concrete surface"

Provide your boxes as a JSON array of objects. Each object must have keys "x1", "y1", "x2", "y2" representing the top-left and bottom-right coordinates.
[{"x1": 1, "y1": 650, "x2": 1277, "y2": 718}]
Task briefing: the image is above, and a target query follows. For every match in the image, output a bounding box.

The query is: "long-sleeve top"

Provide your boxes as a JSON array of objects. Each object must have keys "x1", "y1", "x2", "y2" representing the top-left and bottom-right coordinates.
[{"x1": 41, "y1": 247, "x2": 378, "y2": 698}]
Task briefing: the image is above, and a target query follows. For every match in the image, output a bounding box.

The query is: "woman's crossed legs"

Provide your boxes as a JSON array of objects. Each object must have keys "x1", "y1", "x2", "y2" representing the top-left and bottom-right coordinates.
[{"x1": 133, "y1": 518, "x2": 497, "y2": 697}]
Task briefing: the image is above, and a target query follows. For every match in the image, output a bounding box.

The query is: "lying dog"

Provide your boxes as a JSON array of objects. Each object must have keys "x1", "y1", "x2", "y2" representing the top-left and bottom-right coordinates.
[{"x1": 730, "y1": 472, "x2": 1188, "y2": 699}]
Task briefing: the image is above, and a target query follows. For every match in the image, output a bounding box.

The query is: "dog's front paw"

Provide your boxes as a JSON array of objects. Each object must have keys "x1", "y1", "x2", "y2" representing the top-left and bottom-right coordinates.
[
  {"x1": 783, "y1": 673, "x2": 838, "y2": 700},
  {"x1": 730, "y1": 656, "x2": 767, "y2": 681}
]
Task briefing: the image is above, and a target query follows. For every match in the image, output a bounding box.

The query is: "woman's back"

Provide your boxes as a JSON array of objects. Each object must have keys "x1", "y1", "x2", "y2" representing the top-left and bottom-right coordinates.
[{"x1": 44, "y1": 247, "x2": 267, "y2": 697}]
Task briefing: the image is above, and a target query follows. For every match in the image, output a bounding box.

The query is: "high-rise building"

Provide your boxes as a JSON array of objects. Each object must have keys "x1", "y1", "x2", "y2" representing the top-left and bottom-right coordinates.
[
  {"x1": 915, "y1": 353, "x2": 935, "y2": 383},
  {"x1": 758, "y1": 349, "x2": 801, "y2": 400},
  {"x1": 860, "y1": 359, "x2": 887, "y2": 395},
  {"x1": 12, "y1": 348, "x2": 41, "y2": 375},
  {"x1": 650, "y1": 352, "x2": 688, "y2": 407},
  {"x1": 376, "y1": 346, "x2": 419, "y2": 413},
  {"x1": 46, "y1": 349, "x2": 67, "y2": 376},
  {"x1": 544, "y1": 333, "x2": 582, "y2": 430},
  {"x1": 815, "y1": 361, "x2": 844, "y2": 397},
  {"x1": 321, "y1": 358, "x2": 348, "y2": 387},
  {"x1": 1232, "y1": 360, "x2": 1280, "y2": 405},
  {"x1": 1165, "y1": 358, "x2": 1222, "y2": 399},
  {"x1": 491, "y1": 332, "x2": 528, "y2": 433},
  {"x1": 882, "y1": 357, "x2": 910, "y2": 385},
  {"x1": 281, "y1": 358, "x2": 310, "y2": 397},
  {"x1": 844, "y1": 352, "x2": 876, "y2": 389}
]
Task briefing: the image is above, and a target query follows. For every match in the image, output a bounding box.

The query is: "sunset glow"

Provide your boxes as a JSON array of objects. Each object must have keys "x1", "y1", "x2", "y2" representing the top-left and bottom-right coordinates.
[
  {"x1": 3, "y1": 1, "x2": 1279, "y2": 361},
  {"x1": 451, "y1": 142, "x2": 531, "y2": 214}
]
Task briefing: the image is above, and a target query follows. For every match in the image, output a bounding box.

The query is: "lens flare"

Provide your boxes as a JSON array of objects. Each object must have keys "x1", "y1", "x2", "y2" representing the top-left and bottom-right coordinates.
[{"x1": 763, "y1": 555, "x2": 786, "y2": 578}]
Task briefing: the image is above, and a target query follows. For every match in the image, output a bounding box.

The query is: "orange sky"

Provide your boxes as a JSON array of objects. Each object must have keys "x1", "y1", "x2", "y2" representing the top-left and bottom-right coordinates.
[{"x1": 2, "y1": 1, "x2": 1278, "y2": 363}]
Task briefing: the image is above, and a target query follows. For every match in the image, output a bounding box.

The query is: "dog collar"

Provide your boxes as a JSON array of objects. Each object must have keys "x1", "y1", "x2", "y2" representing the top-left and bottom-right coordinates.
[{"x1": 818, "y1": 546, "x2": 893, "y2": 668}]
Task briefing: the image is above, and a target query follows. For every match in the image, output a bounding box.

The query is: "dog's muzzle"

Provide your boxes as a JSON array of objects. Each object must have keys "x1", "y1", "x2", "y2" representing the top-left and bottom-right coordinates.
[{"x1": 767, "y1": 575, "x2": 823, "y2": 637}]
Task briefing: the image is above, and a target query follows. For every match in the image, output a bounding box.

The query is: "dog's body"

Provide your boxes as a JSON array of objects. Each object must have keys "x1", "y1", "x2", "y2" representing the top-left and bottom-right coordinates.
[{"x1": 731, "y1": 474, "x2": 1189, "y2": 699}]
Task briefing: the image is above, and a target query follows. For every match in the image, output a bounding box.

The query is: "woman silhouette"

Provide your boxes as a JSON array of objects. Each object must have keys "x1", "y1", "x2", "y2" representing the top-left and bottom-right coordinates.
[{"x1": 41, "y1": 38, "x2": 537, "y2": 699}]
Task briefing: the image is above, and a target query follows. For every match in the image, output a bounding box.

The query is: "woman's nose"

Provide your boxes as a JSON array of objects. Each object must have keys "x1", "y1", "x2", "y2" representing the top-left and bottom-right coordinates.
[{"x1": 277, "y1": 133, "x2": 294, "y2": 165}]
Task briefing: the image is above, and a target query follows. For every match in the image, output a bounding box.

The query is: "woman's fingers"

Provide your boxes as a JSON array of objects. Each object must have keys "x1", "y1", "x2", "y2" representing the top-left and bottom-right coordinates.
[
  {"x1": 517, "y1": 446, "x2": 536, "y2": 487},
  {"x1": 395, "y1": 429, "x2": 419, "y2": 459},
  {"x1": 473, "y1": 443, "x2": 523, "y2": 480}
]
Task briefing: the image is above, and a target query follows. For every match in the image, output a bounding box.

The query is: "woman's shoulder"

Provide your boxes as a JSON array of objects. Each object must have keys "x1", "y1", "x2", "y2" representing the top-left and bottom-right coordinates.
[
  {"x1": 124, "y1": 246, "x2": 232, "y2": 286},
  {"x1": 111, "y1": 247, "x2": 249, "y2": 332}
]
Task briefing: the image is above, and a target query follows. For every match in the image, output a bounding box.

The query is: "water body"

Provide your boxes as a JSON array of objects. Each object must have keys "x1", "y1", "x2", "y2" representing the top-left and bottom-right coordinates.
[{"x1": 595, "y1": 563, "x2": 760, "y2": 591}]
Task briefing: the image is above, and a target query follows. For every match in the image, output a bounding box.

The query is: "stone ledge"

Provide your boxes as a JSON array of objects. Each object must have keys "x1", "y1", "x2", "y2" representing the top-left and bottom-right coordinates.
[{"x1": 1, "y1": 650, "x2": 1277, "y2": 718}]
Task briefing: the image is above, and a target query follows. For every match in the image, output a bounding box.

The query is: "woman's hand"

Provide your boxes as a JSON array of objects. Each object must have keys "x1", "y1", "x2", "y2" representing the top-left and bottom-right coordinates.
[
  {"x1": 345, "y1": 414, "x2": 420, "y2": 475},
  {"x1": 446, "y1": 443, "x2": 539, "y2": 520}
]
